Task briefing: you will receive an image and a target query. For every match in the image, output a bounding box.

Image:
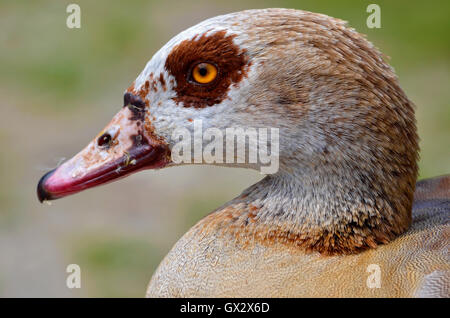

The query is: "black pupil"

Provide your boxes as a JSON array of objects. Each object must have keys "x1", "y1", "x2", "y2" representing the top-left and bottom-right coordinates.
[
  {"x1": 198, "y1": 66, "x2": 208, "y2": 77},
  {"x1": 98, "y1": 133, "x2": 111, "y2": 147}
]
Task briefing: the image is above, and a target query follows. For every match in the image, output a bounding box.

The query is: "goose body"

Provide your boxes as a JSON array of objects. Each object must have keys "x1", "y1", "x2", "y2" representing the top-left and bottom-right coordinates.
[
  {"x1": 148, "y1": 175, "x2": 449, "y2": 297},
  {"x1": 37, "y1": 9, "x2": 449, "y2": 297}
]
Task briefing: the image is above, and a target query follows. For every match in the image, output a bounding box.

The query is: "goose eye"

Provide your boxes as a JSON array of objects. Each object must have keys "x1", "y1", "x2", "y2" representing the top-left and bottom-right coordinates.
[{"x1": 191, "y1": 63, "x2": 217, "y2": 84}]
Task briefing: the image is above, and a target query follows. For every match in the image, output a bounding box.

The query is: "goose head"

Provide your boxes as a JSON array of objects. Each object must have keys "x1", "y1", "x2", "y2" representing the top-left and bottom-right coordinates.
[{"x1": 37, "y1": 9, "x2": 418, "y2": 253}]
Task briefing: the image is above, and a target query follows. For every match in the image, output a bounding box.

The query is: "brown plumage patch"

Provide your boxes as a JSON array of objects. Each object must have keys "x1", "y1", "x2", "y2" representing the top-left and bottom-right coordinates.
[
  {"x1": 197, "y1": 204, "x2": 408, "y2": 255},
  {"x1": 165, "y1": 30, "x2": 250, "y2": 108},
  {"x1": 159, "y1": 73, "x2": 167, "y2": 91}
]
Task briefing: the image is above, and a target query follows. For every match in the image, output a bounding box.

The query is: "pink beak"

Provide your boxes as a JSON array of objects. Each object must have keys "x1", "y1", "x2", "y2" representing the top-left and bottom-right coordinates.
[{"x1": 37, "y1": 93, "x2": 170, "y2": 202}]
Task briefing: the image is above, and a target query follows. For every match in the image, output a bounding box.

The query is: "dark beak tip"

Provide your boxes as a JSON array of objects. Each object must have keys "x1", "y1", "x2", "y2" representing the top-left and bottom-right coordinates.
[{"x1": 37, "y1": 169, "x2": 56, "y2": 203}]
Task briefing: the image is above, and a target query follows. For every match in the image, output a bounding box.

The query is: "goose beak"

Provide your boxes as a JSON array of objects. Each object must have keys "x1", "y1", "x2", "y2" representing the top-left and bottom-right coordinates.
[{"x1": 37, "y1": 106, "x2": 170, "y2": 202}]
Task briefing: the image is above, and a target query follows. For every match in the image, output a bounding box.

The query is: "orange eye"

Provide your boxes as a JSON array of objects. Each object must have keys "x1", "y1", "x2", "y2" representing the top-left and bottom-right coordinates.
[{"x1": 192, "y1": 63, "x2": 218, "y2": 84}]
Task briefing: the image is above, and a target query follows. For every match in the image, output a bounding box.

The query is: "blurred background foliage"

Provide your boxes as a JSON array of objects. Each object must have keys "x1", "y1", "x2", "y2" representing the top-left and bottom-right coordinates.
[{"x1": 0, "y1": 0, "x2": 448, "y2": 297}]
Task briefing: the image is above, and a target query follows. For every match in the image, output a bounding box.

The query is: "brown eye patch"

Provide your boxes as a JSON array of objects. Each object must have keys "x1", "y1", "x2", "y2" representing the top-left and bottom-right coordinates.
[{"x1": 165, "y1": 30, "x2": 250, "y2": 108}]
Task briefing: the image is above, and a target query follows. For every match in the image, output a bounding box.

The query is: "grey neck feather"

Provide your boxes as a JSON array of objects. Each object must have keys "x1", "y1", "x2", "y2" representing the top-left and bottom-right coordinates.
[{"x1": 229, "y1": 162, "x2": 392, "y2": 231}]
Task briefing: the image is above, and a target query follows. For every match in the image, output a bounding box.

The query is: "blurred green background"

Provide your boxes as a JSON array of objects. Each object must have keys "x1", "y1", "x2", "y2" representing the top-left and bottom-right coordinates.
[{"x1": 0, "y1": 0, "x2": 448, "y2": 297}]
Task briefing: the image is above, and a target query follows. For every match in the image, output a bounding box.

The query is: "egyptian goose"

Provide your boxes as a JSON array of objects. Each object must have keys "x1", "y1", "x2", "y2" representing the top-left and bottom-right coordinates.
[{"x1": 37, "y1": 9, "x2": 449, "y2": 297}]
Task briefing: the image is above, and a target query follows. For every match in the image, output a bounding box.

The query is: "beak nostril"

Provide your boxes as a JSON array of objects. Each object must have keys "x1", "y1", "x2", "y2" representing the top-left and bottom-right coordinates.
[{"x1": 97, "y1": 132, "x2": 112, "y2": 148}]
